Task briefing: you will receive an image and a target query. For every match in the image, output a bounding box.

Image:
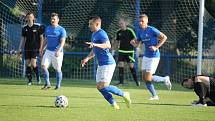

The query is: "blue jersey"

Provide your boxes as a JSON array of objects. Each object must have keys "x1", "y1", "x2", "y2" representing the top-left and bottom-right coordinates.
[
  {"x1": 45, "y1": 25, "x2": 67, "y2": 51},
  {"x1": 137, "y1": 26, "x2": 161, "y2": 58},
  {"x1": 91, "y1": 29, "x2": 115, "y2": 66}
]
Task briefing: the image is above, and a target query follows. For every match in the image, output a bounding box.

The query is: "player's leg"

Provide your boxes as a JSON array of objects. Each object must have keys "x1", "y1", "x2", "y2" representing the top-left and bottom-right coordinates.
[
  {"x1": 117, "y1": 61, "x2": 125, "y2": 85},
  {"x1": 142, "y1": 57, "x2": 159, "y2": 100},
  {"x1": 117, "y1": 52, "x2": 125, "y2": 85},
  {"x1": 128, "y1": 52, "x2": 140, "y2": 86},
  {"x1": 31, "y1": 51, "x2": 41, "y2": 84},
  {"x1": 52, "y1": 52, "x2": 63, "y2": 90},
  {"x1": 152, "y1": 75, "x2": 172, "y2": 90},
  {"x1": 96, "y1": 64, "x2": 131, "y2": 108},
  {"x1": 128, "y1": 62, "x2": 140, "y2": 86},
  {"x1": 25, "y1": 50, "x2": 32, "y2": 85},
  {"x1": 41, "y1": 50, "x2": 51, "y2": 89},
  {"x1": 26, "y1": 59, "x2": 32, "y2": 85}
]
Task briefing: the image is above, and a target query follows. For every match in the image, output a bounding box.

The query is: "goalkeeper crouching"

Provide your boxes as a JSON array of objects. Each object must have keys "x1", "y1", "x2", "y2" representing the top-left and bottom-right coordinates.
[{"x1": 182, "y1": 75, "x2": 215, "y2": 106}]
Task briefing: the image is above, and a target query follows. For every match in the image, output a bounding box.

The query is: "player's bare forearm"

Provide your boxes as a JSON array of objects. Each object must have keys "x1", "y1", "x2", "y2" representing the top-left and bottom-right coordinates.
[
  {"x1": 112, "y1": 40, "x2": 119, "y2": 51},
  {"x1": 18, "y1": 37, "x2": 25, "y2": 51},
  {"x1": 86, "y1": 41, "x2": 111, "y2": 49},
  {"x1": 58, "y1": 37, "x2": 66, "y2": 51},
  {"x1": 86, "y1": 50, "x2": 94, "y2": 60},
  {"x1": 156, "y1": 32, "x2": 167, "y2": 49}
]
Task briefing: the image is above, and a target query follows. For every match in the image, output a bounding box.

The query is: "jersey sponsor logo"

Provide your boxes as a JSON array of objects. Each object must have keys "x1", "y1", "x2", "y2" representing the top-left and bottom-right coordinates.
[{"x1": 33, "y1": 29, "x2": 37, "y2": 32}]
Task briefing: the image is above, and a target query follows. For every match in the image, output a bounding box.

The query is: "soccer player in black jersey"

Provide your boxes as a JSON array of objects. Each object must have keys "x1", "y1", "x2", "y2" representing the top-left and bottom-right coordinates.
[
  {"x1": 112, "y1": 17, "x2": 140, "y2": 86},
  {"x1": 18, "y1": 12, "x2": 44, "y2": 85},
  {"x1": 182, "y1": 75, "x2": 215, "y2": 106}
]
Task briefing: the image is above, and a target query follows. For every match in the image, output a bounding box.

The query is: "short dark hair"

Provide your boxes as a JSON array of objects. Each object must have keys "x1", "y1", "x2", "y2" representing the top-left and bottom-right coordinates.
[
  {"x1": 26, "y1": 12, "x2": 34, "y2": 17},
  {"x1": 139, "y1": 14, "x2": 148, "y2": 19},
  {"x1": 51, "y1": 13, "x2": 59, "y2": 18},
  {"x1": 89, "y1": 15, "x2": 101, "y2": 22},
  {"x1": 181, "y1": 78, "x2": 189, "y2": 86}
]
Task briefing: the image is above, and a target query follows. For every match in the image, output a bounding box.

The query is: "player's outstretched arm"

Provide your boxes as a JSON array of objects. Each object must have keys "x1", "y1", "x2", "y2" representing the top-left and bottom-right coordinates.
[{"x1": 85, "y1": 41, "x2": 111, "y2": 49}]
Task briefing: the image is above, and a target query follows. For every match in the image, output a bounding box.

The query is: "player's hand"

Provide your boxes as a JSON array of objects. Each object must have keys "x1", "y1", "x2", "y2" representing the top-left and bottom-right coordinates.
[
  {"x1": 17, "y1": 50, "x2": 22, "y2": 61},
  {"x1": 85, "y1": 42, "x2": 94, "y2": 48},
  {"x1": 130, "y1": 39, "x2": 137, "y2": 47},
  {"x1": 81, "y1": 58, "x2": 89, "y2": 67},
  {"x1": 55, "y1": 49, "x2": 61, "y2": 57},
  {"x1": 149, "y1": 46, "x2": 158, "y2": 51}
]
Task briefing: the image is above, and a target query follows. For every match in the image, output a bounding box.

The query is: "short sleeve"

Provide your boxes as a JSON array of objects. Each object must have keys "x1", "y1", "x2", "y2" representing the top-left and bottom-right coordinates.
[
  {"x1": 22, "y1": 27, "x2": 25, "y2": 37},
  {"x1": 61, "y1": 28, "x2": 67, "y2": 39},
  {"x1": 39, "y1": 25, "x2": 45, "y2": 35},
  {"x1": 151, "y1": 27, "x2": 161, "y2": 37},
  {"x1": 127, "y1": 28, "x2": 136, "y2": 39},
  {"x1": 136, "y1": 29, "x2": 141, "y2": 42},
  {"x1": 116, "y1": 30, "x2": 120, "y2": 41},
  {"x1": 99, "y1": 31, "x2": 109, "y2": 43}
]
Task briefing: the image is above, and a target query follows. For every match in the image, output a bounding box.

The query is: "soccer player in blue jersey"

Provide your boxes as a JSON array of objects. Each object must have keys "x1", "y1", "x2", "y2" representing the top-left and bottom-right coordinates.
[
  {"x1": 41, "y1": 13, "x2": 66, "y2": 90},
  {"x1": 130, "y1": 14, "x2": 169, "y2": 100},
  {"x1": 82, "y1": 15, "x2": 131, "y2": 109}
]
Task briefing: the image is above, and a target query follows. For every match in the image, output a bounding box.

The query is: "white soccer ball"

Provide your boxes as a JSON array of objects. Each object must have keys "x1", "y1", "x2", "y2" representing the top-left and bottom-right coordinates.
[{"x1": 55, "y1": 95, "x2": 68, "y2": 108}]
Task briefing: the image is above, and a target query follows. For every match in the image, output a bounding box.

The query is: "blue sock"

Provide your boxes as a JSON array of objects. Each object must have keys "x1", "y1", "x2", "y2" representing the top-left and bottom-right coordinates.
[
  {"x1": 43, "y1": 68, "x2": 50, "y2": 85},
  {"x1": 102, "y1": 85, "x2": 124, "y2": 97},
  {"x1": 99, "y1": 88, "x2": 115, "y2": 105},
  {"x1": 146, "y1": 81, "x2": 157, "y2": 96},
  {"x1": 56, "y1": 71, "x2": 62, "y2": 88}
]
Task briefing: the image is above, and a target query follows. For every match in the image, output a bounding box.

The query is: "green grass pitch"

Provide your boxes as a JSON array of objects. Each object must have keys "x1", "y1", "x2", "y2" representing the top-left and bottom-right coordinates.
[{"x1": 0, "y1": 78, "x2": 214, "y2": 121}]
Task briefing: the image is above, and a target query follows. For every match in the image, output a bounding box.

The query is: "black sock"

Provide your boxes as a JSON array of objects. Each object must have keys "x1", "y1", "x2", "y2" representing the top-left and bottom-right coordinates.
[
  {"x1": 33, "y1": 66, "x2": 40, "y2": 81},
  {"x1": 119, "y1": 67, "x2": 124, "y2": 84},
  {"x1": 26, "y1": 66, "x2": 32, "y2": 82},
  {"x1": 129, "y1": 67, "x2": 139, "y2": 85}
]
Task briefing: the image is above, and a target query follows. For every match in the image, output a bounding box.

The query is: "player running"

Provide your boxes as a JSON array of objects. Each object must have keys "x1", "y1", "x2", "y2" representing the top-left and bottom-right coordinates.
[
  {"x1": 82, "y1": 15, "x2": 131, "y2": 109},
  {"x1": 130, "y1": 14, "x2": 171, "y2": 100}
]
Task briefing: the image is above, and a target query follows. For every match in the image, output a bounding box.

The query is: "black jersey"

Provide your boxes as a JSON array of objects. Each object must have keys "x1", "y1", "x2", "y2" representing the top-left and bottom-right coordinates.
[
  {"x1": 116, "y1": 27, "x2": 136, "y2": 51},
  {"x1": 22, "y1": 23, "x2": 43, "y2": 51}
]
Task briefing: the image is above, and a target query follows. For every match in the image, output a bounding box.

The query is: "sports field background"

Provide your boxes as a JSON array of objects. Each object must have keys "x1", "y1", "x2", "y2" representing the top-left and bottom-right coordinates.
[{"x1": 0, "y1": 78, "x2": 214, "y2": 121}]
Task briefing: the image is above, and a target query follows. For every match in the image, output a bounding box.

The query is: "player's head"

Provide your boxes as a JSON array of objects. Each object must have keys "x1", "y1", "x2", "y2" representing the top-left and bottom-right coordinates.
[
  {"x1": 26, "y1": 12, "x2": 35, "y2": 23},
  {"x1": 181, "y1": 78, "x2": 194, "y2": 89},
  {"x1": 119, "y1": 17, "x2": 128, "y2": 30},
  {"x1": 139, "y1": 14, "x2": 148, "y2": 29},
  {"x1": 88, "y1": 15, "x2": 101, "y2": 32},
  {"x1": 51, "y1": 13, "x2": 59, "y2": 26}
]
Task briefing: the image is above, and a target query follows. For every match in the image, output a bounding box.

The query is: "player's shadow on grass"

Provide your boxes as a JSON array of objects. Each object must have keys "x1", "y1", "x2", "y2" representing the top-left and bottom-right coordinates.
[{"x1": 131, "y1": 102, "x2": 190, "y2": 107}]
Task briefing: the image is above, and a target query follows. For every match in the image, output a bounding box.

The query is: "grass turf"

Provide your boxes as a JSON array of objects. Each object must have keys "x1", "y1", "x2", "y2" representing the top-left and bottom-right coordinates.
[{"x1": 0, "y1": 78, "x2": 214, "y2": 121}]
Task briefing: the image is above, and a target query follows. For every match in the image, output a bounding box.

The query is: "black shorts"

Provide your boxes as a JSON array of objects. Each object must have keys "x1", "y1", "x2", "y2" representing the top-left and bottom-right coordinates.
[
  {"x1": 24, "y1": 50, "x2": 38, "y2": 60},
  {"x1": 118, "y1": 51, "x2": 135, "y2": 63}
]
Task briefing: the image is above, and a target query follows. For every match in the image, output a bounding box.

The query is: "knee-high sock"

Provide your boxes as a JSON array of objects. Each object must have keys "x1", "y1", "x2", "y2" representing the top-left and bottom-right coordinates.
[
  {"x1": 119, "y1": 67, "x2": 124, "y2": 84},
  {"x1": 99, "y1": 88, "x2": 115, "y2": 105},
  {"x1": 129, "y1": 67, "x2": 139, "y2": 84},
  {"x1": 152, "y1": 75, "x2": 165, "y2": 82},
  {"x1": 146, "y1": 81, "x2": 157, "y2": 96},
  {"x1": 43, "y1": 68, "x2": 50, "y2": 85},
  {"x1": 56, "y1": 71, "x2": 62, "y2": 88},
  {"x1": 33, "y1": 66, "x2": 40, "y2": 81},
  {"x1": 26, "y1": 66, "x2": 32, "y2": 82},
  {"x1": 102, "y1": 85, "x2": 124, "y2": 97}
]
